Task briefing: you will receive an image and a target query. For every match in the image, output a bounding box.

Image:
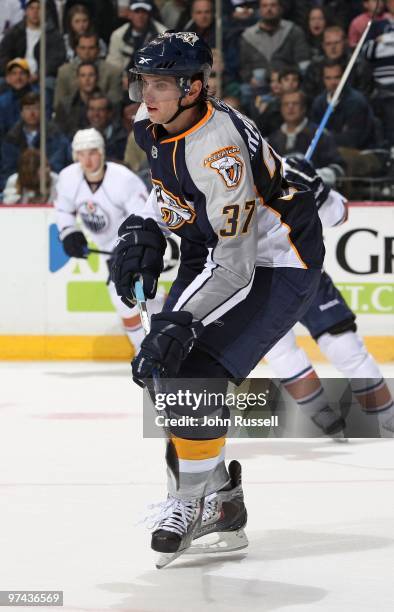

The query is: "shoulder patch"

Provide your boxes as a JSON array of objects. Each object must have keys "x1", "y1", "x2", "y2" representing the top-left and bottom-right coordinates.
[{"x1": 204, "y1": 146, "x2": 244, "y2": 189}]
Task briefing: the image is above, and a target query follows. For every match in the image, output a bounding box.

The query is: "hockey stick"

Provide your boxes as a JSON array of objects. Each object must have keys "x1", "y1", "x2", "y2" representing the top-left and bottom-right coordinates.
[
  {"x1": 84, "y1": 247, "x2": 113, "y2": 257},
  {"x1": 305, "y1": 1, "x2": 380, "y2": 161}
]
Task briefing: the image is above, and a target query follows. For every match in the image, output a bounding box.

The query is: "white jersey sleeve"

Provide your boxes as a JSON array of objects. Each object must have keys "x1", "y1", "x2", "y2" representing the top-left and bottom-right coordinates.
[
  {"x1": 318, "y1": 189, "x2": 347, "y2": 227},
  {"x1": 54, "y1": 163, "x2": 84, "y2": 239},
  {"x1": 123, "y1": 172, "x2": 149, "y2": 217}
]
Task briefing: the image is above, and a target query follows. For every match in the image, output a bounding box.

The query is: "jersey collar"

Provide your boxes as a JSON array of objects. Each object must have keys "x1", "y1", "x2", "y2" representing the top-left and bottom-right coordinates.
[{"x1": 156, "y1": 101, "x2": 214, "y2": 144}]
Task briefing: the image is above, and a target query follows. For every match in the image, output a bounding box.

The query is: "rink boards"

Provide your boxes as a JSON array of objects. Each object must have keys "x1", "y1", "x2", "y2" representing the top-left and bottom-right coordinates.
[{"x1": 0, "y1": 202, "x2": 393, "y2": 361}]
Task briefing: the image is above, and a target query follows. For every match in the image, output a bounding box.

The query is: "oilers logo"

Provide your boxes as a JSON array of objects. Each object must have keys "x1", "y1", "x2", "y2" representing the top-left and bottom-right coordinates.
[
  {"x1": 153, "y1": 180, "x2": 196, "y2": 230},
  {"x1": 204, "y1": 146, "x2": 244, "y2": 189},
  {"x1": 79, "y1": 201, "x2": 109, "y2": 233}
]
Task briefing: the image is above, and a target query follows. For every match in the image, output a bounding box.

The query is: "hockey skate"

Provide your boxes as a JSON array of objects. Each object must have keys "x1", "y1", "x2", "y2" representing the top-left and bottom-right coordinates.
[
  {"x1": 311, "y1": 406, "x2": 346, "y2": 436},
  {"x1": 148, "y1": 496, "x2": 204, "y2": 568},
  {"x1": 185, "y1": 460, "x2": 249, "y2": 555}
]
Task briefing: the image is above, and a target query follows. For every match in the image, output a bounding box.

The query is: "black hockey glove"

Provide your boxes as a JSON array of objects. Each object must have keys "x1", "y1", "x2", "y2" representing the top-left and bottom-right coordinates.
[
  {"x1": 132, "y1": 311, "x2": 204, "y2": 384},
  {"x1": 110, "y1": 214, "x2": 167, "y2": 307},
  {"x1": 62, "y1": 230, "x2": 88, "y2": 258}
]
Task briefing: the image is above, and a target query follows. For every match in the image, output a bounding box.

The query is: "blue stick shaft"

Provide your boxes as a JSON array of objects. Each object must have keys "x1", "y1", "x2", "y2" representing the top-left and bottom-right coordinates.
[{"x1": 305, "y1": 103, "x2": 334, "y2": 161}]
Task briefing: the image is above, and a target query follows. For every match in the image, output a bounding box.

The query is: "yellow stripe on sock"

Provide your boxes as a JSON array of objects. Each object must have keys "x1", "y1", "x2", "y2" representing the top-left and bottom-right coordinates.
[{"x1": 171, "y1": 436, "x2": 226, "y2": 460}]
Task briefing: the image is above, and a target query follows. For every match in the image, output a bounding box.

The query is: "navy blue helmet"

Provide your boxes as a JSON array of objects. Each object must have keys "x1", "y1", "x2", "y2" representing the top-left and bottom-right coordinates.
[{"x1": 129, "y1": 32, "x2": 213, "y2": 101}]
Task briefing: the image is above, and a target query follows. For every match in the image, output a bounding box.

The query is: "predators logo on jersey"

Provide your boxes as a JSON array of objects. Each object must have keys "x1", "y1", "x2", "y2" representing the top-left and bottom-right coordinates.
[
  {"x1": 153, "y1": 180, "x2": 196, "y2": 230},
  {"x1": 204, "y1": 146, "x2": 244, "y2": 189}
]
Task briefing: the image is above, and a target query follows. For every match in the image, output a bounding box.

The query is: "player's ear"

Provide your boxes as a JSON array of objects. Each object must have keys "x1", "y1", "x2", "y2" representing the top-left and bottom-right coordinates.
[{"x1": 184, "y1": 79, "x2": 203, "y2": 104}]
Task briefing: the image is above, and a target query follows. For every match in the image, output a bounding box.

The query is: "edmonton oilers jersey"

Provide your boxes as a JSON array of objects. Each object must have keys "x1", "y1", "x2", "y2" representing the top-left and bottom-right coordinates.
[{"x1": 135, "y1": 99, "x2": 324, "y2": 325}]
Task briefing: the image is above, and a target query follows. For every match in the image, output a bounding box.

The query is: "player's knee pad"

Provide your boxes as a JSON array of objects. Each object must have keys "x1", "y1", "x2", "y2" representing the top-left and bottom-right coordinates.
[
  {"x1": 265, "y1": 330, "x2": 312, "y2": 381},
  {"x1": 317, "y1": 331, "x2": 381, "y2": 380}
]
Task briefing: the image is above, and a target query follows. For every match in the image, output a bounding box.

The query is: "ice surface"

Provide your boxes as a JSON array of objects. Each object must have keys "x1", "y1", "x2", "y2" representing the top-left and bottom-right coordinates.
[{"x1": 0, "y1": 361, "x2": 393, "y2": 611}]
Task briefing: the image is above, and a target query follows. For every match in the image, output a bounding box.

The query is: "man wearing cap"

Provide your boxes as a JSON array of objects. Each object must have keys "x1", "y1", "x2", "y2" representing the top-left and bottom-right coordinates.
[
  {"x1": 0, "y1": 0, "x2": 66, "y2": 79},
  {"x1": 107, "y1": 0, "x2": 166, "y2": 71},
  {"x1": 0, "y1": 59, "x2": 37, "y2": 137}
]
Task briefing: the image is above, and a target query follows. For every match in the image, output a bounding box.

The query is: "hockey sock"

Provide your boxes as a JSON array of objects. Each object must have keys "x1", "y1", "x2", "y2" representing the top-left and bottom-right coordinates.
[
  {"x1": 281, "y1": 369, "x2": 342, "y2": 431},
  {"x1": 168, "y1": 436, "x2": 229, "y2": 500},
  {"x1": 318, "y1": 331, "x2": 394, "y2": 426},
  {"x1": 122, "y1": 315, "x2": 145, "y2": 356}
]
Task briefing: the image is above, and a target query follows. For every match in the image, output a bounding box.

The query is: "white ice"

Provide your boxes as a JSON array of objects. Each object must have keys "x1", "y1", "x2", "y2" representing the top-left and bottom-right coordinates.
[{"x1": 0, "y1": 361, "x2": 393, "y2": 612}]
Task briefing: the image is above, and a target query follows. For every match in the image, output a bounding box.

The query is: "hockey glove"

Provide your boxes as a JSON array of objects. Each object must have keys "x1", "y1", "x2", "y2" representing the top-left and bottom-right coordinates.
[
  {"x1": 110, "y1": 215, "x2": 167, "y2": 307},
  {"x1": 132, "y1": 311, "x2": 204, "y2": 384},
  {"x1": 62, "y1": 230, "x2": 88, "y2": 258}
]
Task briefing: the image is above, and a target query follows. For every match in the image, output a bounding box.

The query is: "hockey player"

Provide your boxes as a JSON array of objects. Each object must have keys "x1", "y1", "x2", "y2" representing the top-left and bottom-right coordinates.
[
  {"x1": 110, "y1": 33, "x2": 325, "y2": 567},
  {"x1": 54, "y1": 128, "x2": 164, "y2": 355},
  {"x1": 265, "y1": 157, "x2": 394, "y2": 436}
]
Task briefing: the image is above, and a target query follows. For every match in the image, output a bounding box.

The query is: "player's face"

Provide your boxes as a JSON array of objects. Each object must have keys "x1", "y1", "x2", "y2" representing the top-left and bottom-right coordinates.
[
  {"x1": 140, "y1": 75, "x2": 182, "y2": 123},
  {"x1": 77, "y1": 148, "x2": 103, "y2": 174}
]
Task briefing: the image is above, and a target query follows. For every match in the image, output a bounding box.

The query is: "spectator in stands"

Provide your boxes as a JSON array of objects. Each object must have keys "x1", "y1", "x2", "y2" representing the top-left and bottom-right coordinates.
[
  {"x1": 0, "y1": 59, "x2": 34, "y2": 136},
  {"x1": 222, "y1": 94, "x2": 244, "y2": 111},
  {"x1": 122, "y1": 100, "x2": 140, "y2": 133},
  {"x1": 311, "y1": 59, "x2": 382, "y2": 179},
  {"x1": 0, "y1": 0, "x2": 24, "y2": 44},
  {"x1": 63, "y1": 4, "x2": 107, "y2": 61},
  {"x1": 107, "y1": 1, "x2": 166, "y2": 71},
  {"x1": 303, "y1": 25, "x2": 375, "y2": 99},
  {"x1": 183, "y1": 0, "x2": 215, "y2": 47},
  {"x1": 268, "y1": 89, "x2": 344, "y2": 186},
  {"x1": 55, "y1": 61, "x2": 100, "y2": 137},
  {"x1": 0, "y1": 92, "x2": 70, "y2": 191},
  {"x1": 49, "y1": 1, "x2": 116, "y2": 44},
  {"x1": 279, "y1": 0, "x2": 313, "y2": 28},
  {"x1": 123, "y1": 102, "x2": 149, "y2": 177},
  {"x1": 161, "y1": 0, "x2": 190, "y2": 30},
  {"x1": 239, "y1": 0, "x2": 311, "y2": 87},
  {"x1": 317, "y1": 0, "x2": 361, "y2": 31},
  {"x1": 86, "y1": 92, "x2": 128, "y2": 162},
  {"x1": 348, "y1": 0, "x2": 387, "y2": 48},
  {"x1": 305, "y1": 6, "x2": 326, "y2": 59},
  {"x1": 251, "y1": 66, "x2": 301, "y2": 137},
  {"x1": 0, "y1": 0, "x2": 66, "y2": 79},
  {"x1": 363, "y1": 0, "x2": 394, "y2": 145},
  {"x1": 1, "y1": 148, "x2": 58, "y2": 204},
  {"x1": 54, "y1": 31, "x2": 122, "y2": 109}
]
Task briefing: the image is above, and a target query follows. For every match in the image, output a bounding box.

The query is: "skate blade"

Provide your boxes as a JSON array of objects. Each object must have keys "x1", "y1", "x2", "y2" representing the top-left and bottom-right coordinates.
[
  {"x1": 184, "y1": 528, "x2": 249, "y2": 555},
  {"x1": 332, "y1": 437, "x2": 349, "y2": 443},
  {"x1": 156, "y1": 548, "x2": 186, "y2": 569}
]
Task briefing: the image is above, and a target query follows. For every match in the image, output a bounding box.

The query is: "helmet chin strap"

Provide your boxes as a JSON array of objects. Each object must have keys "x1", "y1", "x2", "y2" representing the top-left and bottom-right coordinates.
[{"x1": 164, "y1": 96, "x2": 201, "y2": 125}]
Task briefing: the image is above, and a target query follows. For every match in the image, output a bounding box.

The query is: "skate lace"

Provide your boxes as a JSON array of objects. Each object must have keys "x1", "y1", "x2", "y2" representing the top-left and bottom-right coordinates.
[
  {"x1": 143, "y1": 497, "x2": 198, "y2": 537},
  {"x1": 202, "y1": 496, "x2": 219, "y2": 522}
]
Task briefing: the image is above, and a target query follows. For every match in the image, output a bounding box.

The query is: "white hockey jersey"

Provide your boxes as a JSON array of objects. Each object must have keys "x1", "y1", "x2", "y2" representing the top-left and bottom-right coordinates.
[{"x1": 54, "y1": 162, "x2": 148, "y2": 251}]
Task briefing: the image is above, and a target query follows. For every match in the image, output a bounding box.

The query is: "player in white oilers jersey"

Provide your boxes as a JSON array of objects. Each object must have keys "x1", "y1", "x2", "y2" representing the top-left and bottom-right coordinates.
[
  {"x1": 54, "y1": 128, "x2": 164, "y2": 355},
  {"x1": 110, "y1": 33, "x2": 325, "y2": 566},
  {"x1": 265, "y1": 157, "x2": 394, "y2": 436}
]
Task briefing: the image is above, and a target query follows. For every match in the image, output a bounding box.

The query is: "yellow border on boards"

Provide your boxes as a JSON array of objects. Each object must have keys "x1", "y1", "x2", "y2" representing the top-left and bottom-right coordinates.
[{"x1": 0, "y1": 335, "x2": 393, "y2": 362}]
